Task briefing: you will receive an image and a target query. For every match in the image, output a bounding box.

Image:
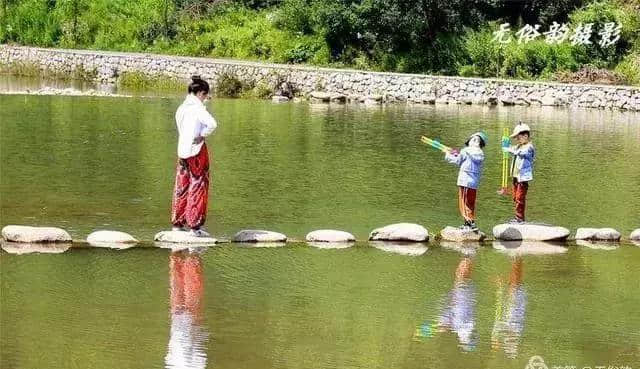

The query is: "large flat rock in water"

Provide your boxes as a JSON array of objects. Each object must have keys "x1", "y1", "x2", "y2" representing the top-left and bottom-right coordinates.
[
  {"x1": 630, "y1": 229, "x2": 640, "y2": 241},
  {"x1": 232, "y1": 230, "x2": 287, "y2": 243},
  {"x1": 493, "y1": 224, "x2": 570, "y2": 241},
  {"x1": 1, "y1": 240, "x2": 72, "y2": 254},
  {"x1": 306, "y1": 229, "x2": 355, "y2": 243},
  {"x1": 575, "y1": 228, "x2": 621, "y2": 241},
  {"x1": 369, "y1": 223, "x2": 429, "y2": 242},
  {"x1": 1, "y1": 225, "x2": 72, "y2": 243},
  {"x1": 440, "y1": 226, "x2": 486, "y2": 242},
  {"x1": 87, "y1": 230, "x2": 138, "y2": 244},
  {"x1": 154, "y1": 230, "x2": 218, "y2": 244}
]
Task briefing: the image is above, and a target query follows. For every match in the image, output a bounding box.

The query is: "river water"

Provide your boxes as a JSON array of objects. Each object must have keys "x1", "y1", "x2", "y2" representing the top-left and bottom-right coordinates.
[{"x1": 1, "y1": 89, "x2": 639, "y2": 369}]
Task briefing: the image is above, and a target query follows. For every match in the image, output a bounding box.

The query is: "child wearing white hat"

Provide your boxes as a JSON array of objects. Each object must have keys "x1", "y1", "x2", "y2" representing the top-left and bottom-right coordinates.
[
  {"x1": 445, "y1": 132, "x2": 488, "y2": 231},
  {"x1": 503, "y1": 123, "x2": 536, "y2": 224}
]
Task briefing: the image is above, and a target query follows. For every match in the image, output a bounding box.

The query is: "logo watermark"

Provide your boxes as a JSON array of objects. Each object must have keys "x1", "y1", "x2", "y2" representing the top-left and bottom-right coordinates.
[
  {"x1": 492, "y1": 22, "x2": 622, "y2": 47},
  {"x1": 525, "y1": 355, "x2": 633, "y2": 369}
]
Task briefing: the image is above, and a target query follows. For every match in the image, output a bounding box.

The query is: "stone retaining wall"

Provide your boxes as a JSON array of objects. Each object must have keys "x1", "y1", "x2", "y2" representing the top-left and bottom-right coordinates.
[{"x1": 1, "y1": 44, "x2": 639, "y2": 111}]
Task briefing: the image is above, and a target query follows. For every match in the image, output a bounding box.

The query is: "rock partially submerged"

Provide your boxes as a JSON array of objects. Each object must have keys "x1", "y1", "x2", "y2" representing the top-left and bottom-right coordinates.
[
  {"x1": 630, "y1": 229, "x2": 640, "y2": 241},
  {"x1": 369, "y1": 223, "x2": 429, "y2": 242},
  {"x1": 232, "y1": 230, "x2": 287, "y2": 243},
  {"x1": 492, "y1": 240, "x2": 568, "y2": 255},
  {"x1": 1, "y1": 240, "x2": 71, "y2": 254},
  {"x1": 493, "y1": 223, "x2": 570, "y2": 241},
  {"x1": 575, "y1": 228, "x2": 621, "y2": 241},
  {"x1": 154, "y1": 230, "x2": 218, "y2": 244},
  {"x1": 440, "y1": 226, "x2": 486, "y2": 242},
  {"x1": 1, "y1": 225, "x2": 72, "y2": 243},
  {"x1": 272, "y1": 95, "x2": 290, "y2": 103},
  {"x1": 306, "y1": 230, "x2": 355, "y2": 243},
  {"x1": 370, "y1": 241, "x2": 428, "y2": 256}
]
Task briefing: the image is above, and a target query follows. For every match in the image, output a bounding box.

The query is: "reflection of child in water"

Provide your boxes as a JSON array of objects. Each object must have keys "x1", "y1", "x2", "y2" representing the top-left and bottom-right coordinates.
[
  {"x1": 436, "y1": 257, "x2": 477, "y2": 351},
  {"x1": 491, "y1": 257, "x2": 527, "y2": 359},
  {"x1": 165, "y1": 250, "x2": 209, "y2": 369}
]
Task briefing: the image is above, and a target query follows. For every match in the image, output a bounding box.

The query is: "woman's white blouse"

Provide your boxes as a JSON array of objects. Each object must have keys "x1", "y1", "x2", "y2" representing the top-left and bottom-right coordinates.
[{"x1": 175, "y1": 94, "x2": 217, "y2": 159}]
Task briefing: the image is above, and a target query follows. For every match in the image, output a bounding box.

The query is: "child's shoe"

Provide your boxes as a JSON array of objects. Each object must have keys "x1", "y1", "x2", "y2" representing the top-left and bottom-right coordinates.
[
  {"x1": 468, "y1": 221, "x2": 479, "y2": 231},
  {"x1": 459, "y1": 221, "x2": 472, "y2": 230},
  {"x1": 508, "y1": 218, "x2": 525, "y2": 225}
]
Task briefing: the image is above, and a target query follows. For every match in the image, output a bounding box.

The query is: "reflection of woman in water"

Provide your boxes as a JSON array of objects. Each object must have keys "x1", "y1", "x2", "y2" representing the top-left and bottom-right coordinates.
[
  {"x1": 165, "y1": 249, "x2": 209, "y2": 369},
  {"x1": 491, "y1": 257, "x2": 527, "y2": 358},
  {"x1": 436, "y1": 257, "x2": 477, "y2": 351}
]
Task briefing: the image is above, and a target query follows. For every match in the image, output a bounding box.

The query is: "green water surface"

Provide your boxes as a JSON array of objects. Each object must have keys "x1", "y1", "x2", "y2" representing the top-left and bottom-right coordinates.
[{"x1": 1, "y1": 94, "x2": 639, "y2": 369}]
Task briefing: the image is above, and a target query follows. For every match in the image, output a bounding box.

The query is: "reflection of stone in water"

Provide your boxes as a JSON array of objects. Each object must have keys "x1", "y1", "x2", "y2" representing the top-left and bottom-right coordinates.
[
  {"x1": 1, "y1": 241, "x2": 71, "y2": 254},
  {"x1": 87, "y1": 241, "x2": 137, "y2": 250},
  {"x1": 439, "y1": 241, "x2": 479, "y2": 256},
  {"x1": 234, "y1": 242, "x2": 287, "y2": 248},
  {"x1": 154, "y1": 242, "x2": 217, "y2": 252},
  {"x1": 576, "y1": 240, "x2": 619, "y2": 250},
  {"x1": 491, "y1": 258, "x2": 526, "y2": 359},
  {"x1": 492, "y1": 240, "x2": 568, "y2": 255},
  {"x1": 307, "y1": 241, "x2": 354, "y2": 249},
  {"x1": 369, "y1": 241, "x2": 428, "y2": 256},
  {"x1": 165, "y1": 250, "x2": 209, "y2": 369},
  {"x1": 632, "y1": 240, "x2": 640, "y2": 247}
]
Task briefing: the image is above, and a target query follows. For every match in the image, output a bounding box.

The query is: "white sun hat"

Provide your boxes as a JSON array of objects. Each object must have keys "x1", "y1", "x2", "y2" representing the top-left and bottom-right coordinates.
[{"x1": 510, "y1": 122, "x2": 531, "y2": 138}]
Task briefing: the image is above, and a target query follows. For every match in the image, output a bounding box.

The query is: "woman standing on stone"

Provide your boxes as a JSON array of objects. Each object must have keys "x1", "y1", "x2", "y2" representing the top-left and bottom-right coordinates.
[{"x1": 171, "y1": 76, "x2": 217, "y2": 237}]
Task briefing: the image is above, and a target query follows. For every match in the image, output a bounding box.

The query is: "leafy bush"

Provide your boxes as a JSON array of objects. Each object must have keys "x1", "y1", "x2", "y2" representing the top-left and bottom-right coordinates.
[
  {"x1": 215, "y1": 72, "x2": 251, "y2": 97},
  {"x1": 569, "y1": 0, "x2": 640, "y2": 67},
  {"x1": 118, "y1": 71, "x2": 183, "y2": 90},
  {"x1": 615, "y1": 52, "x2": 640, "y2": 85}
]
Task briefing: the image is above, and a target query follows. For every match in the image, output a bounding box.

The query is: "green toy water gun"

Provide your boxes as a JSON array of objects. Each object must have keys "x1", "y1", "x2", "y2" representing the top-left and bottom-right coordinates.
[
  {"x1": 498, "y1": 128, "x2": 510, "y2": 195},
  {"x1": 420, "y1": 136, "x2": 452, "y2": 153}
]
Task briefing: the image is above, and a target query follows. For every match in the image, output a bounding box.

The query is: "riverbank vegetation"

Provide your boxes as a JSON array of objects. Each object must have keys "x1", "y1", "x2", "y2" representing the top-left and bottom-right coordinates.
[{"x1": 1, "y1": 0, "x2": 639, "y2": 85}]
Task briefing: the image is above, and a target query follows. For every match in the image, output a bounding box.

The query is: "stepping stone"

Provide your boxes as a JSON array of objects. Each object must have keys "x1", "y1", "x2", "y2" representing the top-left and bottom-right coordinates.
[
  {"x1": 232, "y1": 230, "x2": 287, "y2": 243},
  {"x1": 440, "y1": 226, "x2": 486, "y2": 242},
  {"x1": 575, "y1": 228, "x2": 621, "y2": 241},
  {"x1": 1, "y1": 240, "x2": 71, "y2": 254},
  {"x1": 309, "y1": 91, "x2": 331, "y2": 103},
  {"x1": 492, "y1": 240, "x2": 568, "y2": 255},
  {"x1": 1, "y1": 225, "x2": 72, "y2": 243},
  {"x1": 87, "y1": 230, "x2": 138, "y2": 244},
  {"x1": 493, "y1": 223, "x2": 570, "y2": 241},
  {"x1": 306, "y1": 230, "x2": 355, "y2": 243},
  {"x1": 369, "y1": 223, "x2": 429, "y2": 242},
  {"x1": 154, "y1": 230, "x2": 218, "y2": 244},
  {"x1": 576, "y1": 240, "x2": 619, "y2": 250},
  {"x1": 307, "y1": 242, "x2": 354, "y2": 249},
  {"x1": 630, "y1": 229, "x2": 640, "y2": 241},
  {"x1": 370, "y1": 241, "x2": 428, "y2": 256}
]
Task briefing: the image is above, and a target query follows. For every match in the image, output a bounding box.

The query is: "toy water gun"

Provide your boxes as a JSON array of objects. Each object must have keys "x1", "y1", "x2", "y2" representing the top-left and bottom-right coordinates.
[
  {"x1": 420, "y1": 136, "x2": 452, "y2": 153},
  {"x1": 497, "y1": 128, "x2": 510, "y2": 195}
]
